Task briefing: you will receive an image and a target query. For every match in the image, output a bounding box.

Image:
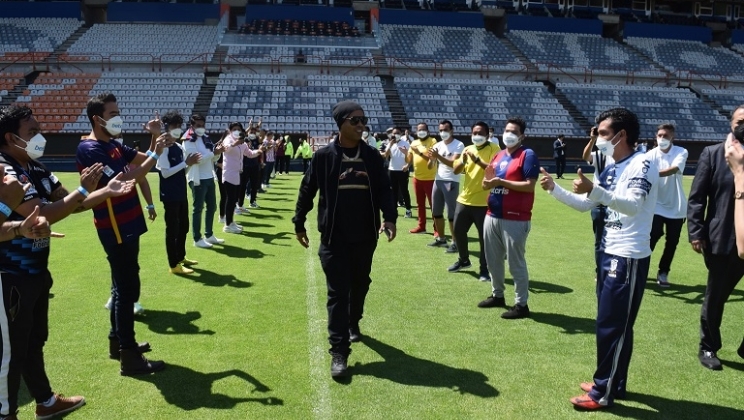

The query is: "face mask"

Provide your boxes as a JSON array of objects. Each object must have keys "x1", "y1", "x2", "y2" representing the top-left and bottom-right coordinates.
[
  {"x1": 194, "y1": 128, "x2": 206, "y2": 137},
  {"x1": 14, "y1": 133, "x2": 47, "y2": 160},
  {"x1": 394, "y1": 134, "x2": 402, "y2": 140},
  {"x1": 362, "y1": 131, "x2": 369, "y2": 139},
  {"x1": 596, "y1": 132, "x2": 620, "y2": 157},
  {"x1": 101, "y1": 116, "x2": 123, "y2": 137},
  {"x1": 657, "y1": 137, "x2": 671, "y2": 150},
  {"x1": 502, "y1": 132, "x2": 521, "y2": 148},
  {"x1": 417, "y1": 130, "x2": 428, "y2": 139},
  {"x1": 248, "y1": 134, "x2": 257, "y2": 140},
  {"x1": 169, "y1": 128, "x2": 182, "y2": 139},
  {"x1": 440, "y1": 131, "x2": 451, "y2": 141},
  {"x1": 232, "y1": 130, "x2": 242, "y2": 140},
  {"x1": 471, "y1": 135, "x2": 486, "y2": 146}
]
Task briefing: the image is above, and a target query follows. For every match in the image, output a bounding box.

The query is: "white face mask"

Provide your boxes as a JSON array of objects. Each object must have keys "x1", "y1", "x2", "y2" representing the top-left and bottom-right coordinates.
[
  {"x1": 362, "y1": 131, "x2": 369, "y2": 139},
  {"x1": 417, "y1": 130, "x2": 428, "y2": 139},
  {"x1": 394, "y1": 134, "x2": 401, "y2": 140},
  {"x1": 502, "y1": 132, "x2": 521, "y2": 148},
  {"x1": 657, "y1": 137, "x2": 671, "y2": 150},
  {"x1": 439, "y1": 131, "x2": 451, "y2": 141},
  {"x1": 102, "y1": 116, "x2": 123, "y2": 137},
  {"x1": 14, "y1": 133, "x2": 47, "y2": 160},
  {"x1": 596, "y1": 132, "x2": 620, "y2": 157},
  {"x1": 113, "y1": 138, "x2": 123, "y2": 145},
  {"x1": 232, "y1": 130, "x2": 242, "y2": 140},
  {"x1": 169, "y1": 128, "x2": 182, "y2": 139},
  {"x1": 194, "y1": 128, "x2": 206, "y2": 137},
  {"x1": 471, "y1": 135, "x2": 486, "y2": 146},
  {"x1": 248, "y1": 134, "x2": 257, "y2": 140}
]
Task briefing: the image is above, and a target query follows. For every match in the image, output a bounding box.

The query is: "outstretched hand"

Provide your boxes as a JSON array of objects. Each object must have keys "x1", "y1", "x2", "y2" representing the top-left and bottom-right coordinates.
[
  {"x1": 539, "y1": 167, "x2": 555, "y2": 192},
  {"x1": 573, "y1": 168, "x2": 593, "y2": 195}
]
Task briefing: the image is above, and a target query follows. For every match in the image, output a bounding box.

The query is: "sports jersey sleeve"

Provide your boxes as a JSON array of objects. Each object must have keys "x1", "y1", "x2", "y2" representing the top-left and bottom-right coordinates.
[
  {"x1": 671, "y1": 148, "x2": 688, "y2": 173},
  {"x1": 548, "y1": 183, "x2": 596, "y2": 212},
  {"x1": 0, "y1": 162, "x2": 40, "y2": 205},
  {"x1": 76, "y1": 141, "x2": 109, "y2": 171},
  {"x1": 121, "y1": 144, "x2": 139, "y2": 163},
  {"x1": 521, "y1": 149, "x2": 540, "y2": 179},
  {"x1": 588, "y1": 156, "x2": 658, "y2": 217}
]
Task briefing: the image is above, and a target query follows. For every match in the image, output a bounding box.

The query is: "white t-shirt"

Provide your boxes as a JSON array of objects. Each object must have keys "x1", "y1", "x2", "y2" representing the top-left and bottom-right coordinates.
[
  {"x1": 183, "y1": 135, "x2": 218, "y2": 184},
  {"x1": 645, "y1": 145, "x2": 688, "y2": 219},
  {"x1": 433, "y1": 139, "x2": 464, "y2": 181},
  {"x1": 589, "y1": 150, "x2": 614, "y2": 182},
  {"x1": 386, "y1": 139, "x2": 410, "y2": 171}
]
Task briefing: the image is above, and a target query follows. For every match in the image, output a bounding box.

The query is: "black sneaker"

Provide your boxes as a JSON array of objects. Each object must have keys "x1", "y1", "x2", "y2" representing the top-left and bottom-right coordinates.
[
  {"x1": 349, "y1": 327, "x2": 362, "y2": 343},
  {"x1": 428, "y1": 238, "x2": 448, "y2": 247},
  {"x1": 699, "y1": 349, "x2": 722, "y2": 370},
  {"x1": 448, "y1": 259, "x2": 472, "y2": 272},
  {"x1": 477, "y1": 295, "x2": 506, "y2": 308},
  {"x1": 478, "y1": 271, "x2": 490, "y2": 282},
  {"x1": 330, "y1": 353, "x2": 348, "y2": 377},
  {"x1": 444, "y1": 243, "x2": 458, "y2": 253},
  {"x1": 404, "y1": 209, "x2": 412, "y2": 218},
  {"x1": 502, "y1": 304, "x2": 530, "y2": 319}
]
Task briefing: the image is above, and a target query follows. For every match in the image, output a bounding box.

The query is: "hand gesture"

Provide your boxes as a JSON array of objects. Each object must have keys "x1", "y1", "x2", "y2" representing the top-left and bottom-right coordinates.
[
  {"x1": 539, "y1": 167, "x2": 555, "y2": 192},
  {"x1": 484, "y1": 162, "x2": 495, "y2": 180},
  {"x1": 590, "y1": 126, "x2": 598, "y2": 140},
  {"x1": 147, "y1": 207, "x2": 157, "y2": 221},
  {"x1": 185, "y1": 153, "x2": 202, "y2": 166},
  {"x1": 153, "y1": 133, "x2": 168, "y2": 155},
  {"x1": 379, "y1": 222, "x2": 396, "y2": 242},
  {"x1": 214, "y1": 143, "x2": 225, "y2": 154},
  {"x1": 725, "y1": 136, "x2": 744, "y2": 176},
  {"x1": 79, "y1": 163, "x2": 104, "y2": 192},
  {"x1": 429, "y1": 147, "x2": 439, "y2": 159},
  {"x1": 18, "y1": 206, "x2": 62, "y2": 239},
  {"x1": 0, "y1": 165, "x2": 29, "y2": 211},
  {"x1": 296, "y1": 231, "x2": 310, "y2": 248},
  {"x1": 144, "y1": 111, "x2": 162, "y2": 136},
  {"x1": 691, "y1": 239, "x2": 706, "y2": 254},
  {"x1": 106, "y1": 173, "x2": 136, "y2": 197},
  {"x1": 402, "y1": 164, "x2": 409, "y2": 172},
  {"x1": 573, "y1": 168, "x2": 593, "y2": 194}
]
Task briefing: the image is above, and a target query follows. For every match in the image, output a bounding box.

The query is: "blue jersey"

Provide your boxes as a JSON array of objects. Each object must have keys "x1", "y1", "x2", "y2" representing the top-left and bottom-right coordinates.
[{"x1": 486, "y1": 147, "x2": 540, "y2": 221}]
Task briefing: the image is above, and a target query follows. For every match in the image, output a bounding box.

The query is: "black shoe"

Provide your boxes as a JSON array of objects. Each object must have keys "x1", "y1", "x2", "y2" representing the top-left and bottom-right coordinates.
[
  {"x1": 448, "y1": 259, "x2": 472, "y2": 272},
  {"x1": 699, "y1": 349, "x2": 722, "y2": 370},
  {"x1": 502, "y1": 304, "x2": 530, "y2": 319},
  {"x1": 478, "y1": 271, "x2": 490, "y2": 282},
  {"x1": 109, "y1": 338, "x2": 151, "y2": 360},
  {"x1": 477, "y1": 295, "x2": 506, "y2": 308},
  {"x1": 120, "y1": 349, "x2": 165, "y2": 376},
  {"x1": 349, "y1": 327, "x2": 362, "y2": 343},
  {"x1": 330, "y1": 352, "x2": 348, "y2": 377},
  {"x1": 445, "y1": 243, "x2": 458, "y2": 254},
  {"x1": 738, "y1": 338, "x2": 744, "y2": 360},
  {"x1": 428, "y1": 238, "x2": 448, "y2": 247}
]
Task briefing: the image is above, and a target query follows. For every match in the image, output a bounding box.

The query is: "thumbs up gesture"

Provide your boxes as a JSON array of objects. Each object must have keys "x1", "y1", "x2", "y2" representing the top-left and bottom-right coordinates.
[
  {"x1": 573, "y1": 168, "x2": 593, "y2": 195},
  {"x1": 539, "y1": 167, "x2": 555, "y2": 192}
]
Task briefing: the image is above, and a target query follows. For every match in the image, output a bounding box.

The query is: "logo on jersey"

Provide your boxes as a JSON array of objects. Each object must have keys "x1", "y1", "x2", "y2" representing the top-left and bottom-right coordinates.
[
  {"x1": 608, "y1": 258, "x2": 618, "y2": 278},
  {"x1": 605, "y1": 209, "x2": 622, "y2": 230},
  {"x1": 499, "y1": 161, "x2": 508, "y2": 171},
  {"x1": 627, "y1": 177, "x2": 652, "y2": 194},
  {"x1": 491, "y1": 187, "x2": 509, "y2": 195},
  {"x1": 41, "y1": 178, "x2": 51, "y2": 194}
]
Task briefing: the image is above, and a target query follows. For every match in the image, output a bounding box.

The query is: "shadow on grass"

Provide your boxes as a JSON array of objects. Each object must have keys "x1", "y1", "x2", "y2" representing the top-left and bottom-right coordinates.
[
  {"x1": 721, "y1": 358, "x2": 744, "y2": 372},
  {"x1": 530, "y1": 312, "x2": 595, "y2": 334},
  {"x1": 247, "y1": 213, "x2": 284, "y2": 220},
  {"x1": 254, "y1": 197, "x2": 293, "y2": 202},
  {"x1": 231, "y1": 220, "x2": 274, "y2": 229},
  {"x1": 251, "y1": 206, "x2": 292, "y2": 213},
  {"x1": 136, "y1": 310, "x2": 215, "y2": 335},
  {"x1": 609, "y1": 392, "x2": 744, "y2": 419},
  {"x1": 242, "y1": 231, "x2": 293, "y2": 246},
  {"x1": 645, "y1": 281, "x2": 744, "y2": 305},
  {"x1": 352, "y1": 336, "x2": 499, "y2": 398},
  {"x1": 529, "y1": 280, "x2": 573, "y2": 295},
  {"x1": 210, "y1": 244, "x2": 269, "y2": 259},
  {"x1": 190, "y1": 268, "x2": 253, "y2": 288},
  {"x1": 133, "y1": 364, "x2": 283, "y2": 410}
]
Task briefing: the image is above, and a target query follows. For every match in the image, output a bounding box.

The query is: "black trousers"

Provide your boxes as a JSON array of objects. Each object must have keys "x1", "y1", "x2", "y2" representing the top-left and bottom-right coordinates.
[
  {"x1": 453, "y1": 202, "x2": 487, "y2": 274},
  {"x1": 555, "y1": 156, "x2": 566, "y2": 178},
  {"x1": 102, "y1": 238, "x2": 141, "y2": 350},
  {"x1": 278, "y1": 156, "x2": 290, "y2": 174},
  {"x1": 224, "y1": 181, "x2": 241, "y2": 225},
  {"x1": 302, "y1": 158, "x2": 311, "y2": 174},
  {"x1": 163, "y1": 200, "x2": 189, "y2": 268},
  {"x1": 247, "y1": 165, "x2": 262, "y2": 204},
  {"x1": 700, "y1": 251, "x2": 744, "y2": 352},
  {"x1": 649, "y1": 215, "x2": 685, "y2": 274},
  {"x1": 591, "y1": 206, "x2": 607, "y2": 276},
  {"x1": 0, "y1": 271, "x2": 54, "y2": 416},
  {"x1": 215, "y1": 167, "x2": 227, "y2": 218},
  {"x1": 318, "y1": 239, "x2": 377, "y2": 355},
  {"x1": 389, "y1": 170, "x2": 411, "y2": 210},
  {"x1": 238, "y1": 169, "x2": 250, "y2": 208}
]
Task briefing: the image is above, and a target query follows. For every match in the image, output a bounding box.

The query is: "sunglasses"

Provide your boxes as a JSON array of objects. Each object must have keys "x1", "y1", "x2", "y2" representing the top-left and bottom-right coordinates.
[{"x1": 345, "y1": 116, "x2": 368, "y2": 126}]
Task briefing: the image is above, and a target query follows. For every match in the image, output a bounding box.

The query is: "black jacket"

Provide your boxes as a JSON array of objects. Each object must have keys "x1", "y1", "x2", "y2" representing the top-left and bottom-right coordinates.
[
  {"x1": 292, "y1": 140, "x2": 397, "y2": 245},
  {"x1": 687, "y1": 143, "x2": 736, "y2": 255}
]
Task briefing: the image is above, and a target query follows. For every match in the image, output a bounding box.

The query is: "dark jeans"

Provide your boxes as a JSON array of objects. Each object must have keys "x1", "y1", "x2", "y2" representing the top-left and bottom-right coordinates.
[
  {"x1": 263, "y1": 161, "x2": 275, "y2": 185},
  {"x1": 102, "y1": 238, "x2": 142, "y2": 350},
  {"x1": 224, "y1": 182, "x2": 241, "y2": 225},
  {"x1": 238, "y1": 169, "x2": 250, "y2": 208},
  {"x1": 189, "y1": 179, "x2": 216, "y2": 241},
  {"x1": 318, "y1": 239, "x2": 377, "y2": 355},
  {"x1": 591, "y1": 206, "x2": 607, "y2": 276},
  {"x1": 0, "y1": 271, "x2": 54, "y2": 416},
  {"x1": 215, "y1": 167, "x2": 226, "y2": 218},
  {"x1": 453, "y1": 203, "x2": 487, "y2": 273},
  {"x1": 163, "y1": 200, "x2": 189, "y2": 268},
  {"x1": 302, "y1": 158, "x2": 311, "y2": 174},
  {"x1": 277, "y1": 156, "x2": 290, "y2": 174},
  {"x1": 700, "y1": 251, "x2": 744, "y2": 352},
  {"x1": 389, "y1": 170, "x2": 411, "y2": 210},
  {"x1": 649, "y1": 215, "x2": 685, "y2": 274},
  {"x1": 247, "y1": 165, "x2": 261, "y2": 204},
  {"x1": 555, "y1": 156, "x2": 566, "y2": 178}
]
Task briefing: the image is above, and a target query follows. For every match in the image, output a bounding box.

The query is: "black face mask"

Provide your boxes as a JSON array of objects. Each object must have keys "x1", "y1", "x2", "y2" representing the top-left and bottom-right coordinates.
[{"x1": 735, "y1": 123, "x2": 744, "y2": 142}]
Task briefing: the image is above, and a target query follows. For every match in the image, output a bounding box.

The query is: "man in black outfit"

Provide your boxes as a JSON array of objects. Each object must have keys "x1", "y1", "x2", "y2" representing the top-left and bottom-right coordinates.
[
  {"x1": 553, "y1": 134, "x2": 566, "y2": 179},
  {"x1": 688, "y1": 106, "x2": 744, "y2": 370},
  {"x1": 293, "y1": 101, "x2": 397, "y2": 378}
]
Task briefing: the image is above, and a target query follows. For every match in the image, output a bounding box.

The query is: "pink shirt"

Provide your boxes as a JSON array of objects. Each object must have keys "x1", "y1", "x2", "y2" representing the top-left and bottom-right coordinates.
[{"x1": 222, "y1": 136, "x2": 260, "y2": 185}]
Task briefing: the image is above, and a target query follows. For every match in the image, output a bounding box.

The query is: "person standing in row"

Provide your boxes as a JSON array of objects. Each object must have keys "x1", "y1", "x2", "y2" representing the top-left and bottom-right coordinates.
[
  {"x1": 284, "y1": 135, "x2": 294, "y2": 174},
  {"x1": 428, "y1": 120, "x2": 463, "y2": 252},
  {"x1": 295, "y1": 138, "x2": 313, "y2": 174},
  {"x1": 382, "y1": 127, "x2": 412, "y2": 218},
  {"x1": 262, "y1": 132, "x2": 276, "y2": 189},
  {"x1": 582, "y1": 126, "x2": 613, "y2": 281},
  {"x1": 553, "y1": 134, "x2": 566, "y2": 179},
  {"x1": 221, "y1": 123, "x2": 263, "y2": 234},
  {"x1": 407, "y1": 123, "x2": 438, "y2": 235}
]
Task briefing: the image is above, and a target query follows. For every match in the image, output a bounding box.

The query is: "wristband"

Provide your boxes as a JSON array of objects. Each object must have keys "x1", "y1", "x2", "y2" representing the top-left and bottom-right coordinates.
[
  {"x1": 146, "y1": 204, "x2": 155, "y2": 210},
  {"x1": 0, "y1": 202, "x2": 11, "y2": 217},
  {"x1": 147, "y1": 151, "x2": 159, "y2": 160},
  {"x1": 77, "y1": 186, "x2": 89, "y2": 198}
]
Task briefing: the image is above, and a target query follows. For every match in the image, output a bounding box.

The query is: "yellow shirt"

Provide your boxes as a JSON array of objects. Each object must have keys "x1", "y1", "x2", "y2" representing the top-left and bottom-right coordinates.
[
  {"x1": 408, "y1": 137, "x2": 438, "y2": 181},
  {"x1": 455, "y1": 142, "x2": 501, "y2": 206}
]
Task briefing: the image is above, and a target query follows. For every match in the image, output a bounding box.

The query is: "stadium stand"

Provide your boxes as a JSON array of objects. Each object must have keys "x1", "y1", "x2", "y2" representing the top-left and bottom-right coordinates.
[
  {"x1": 239, "y1": 19, "x2": 360, "y2": 37},
  {"x1": 0, "y1": 18, "x2": 81, "y2": 61},
  {"x1": 206, "y1": 73, "x2": 394, "y2": 137},
  {"x1": 701, "y1": 88, "x2": 744, "y2": 114},
  {"x1": 396, "y1": 78, "x2": 584, "y2": 137},
  {"x1": 0, "y1": 72, "x2": 24, "y2": 103},
  {"x1": 556, "y1": 83, "x2": 729, "y2": 141},
  {"x1": 225, "y1": 45, "x2": 373, "y2": 65},
  {"x1": 625, "y1": 37, "x2": 744, "y2": 79}
]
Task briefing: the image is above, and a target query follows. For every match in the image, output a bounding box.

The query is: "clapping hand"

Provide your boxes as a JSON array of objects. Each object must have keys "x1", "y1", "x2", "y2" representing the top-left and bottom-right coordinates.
[
  {"x1": 80, "y1": 163, "x2": 104, "y2": 192},
  {"x1": 539, "y1": 167, "x2": 555, "y2": 192},
  {"x1": 573, "y1": 169, "x2": 593, "y2": 194},
  {"x1": 106, "y1": 173, "x2": 136, "y2": 197},
  {"x1": 144, "y1": 111, "x2": 162, "y2": 136},
  {"x1": 0, "y1": 165, "x2": 29, "y2": 211},
  {"x1": 18, "y1": 206, "x2": 63, "y2": 239},
  {"x1": 185, "y1": 153, "x2": 202, "y2": 166},
  {"x1": 725, "y1": 135, "x2": 744, "y2": 176}
]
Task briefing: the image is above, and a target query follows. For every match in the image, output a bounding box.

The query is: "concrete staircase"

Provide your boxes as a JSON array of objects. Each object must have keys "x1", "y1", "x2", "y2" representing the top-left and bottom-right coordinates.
[
  {"x1": 377, "y1": 74, "x2": 409, "y2": 130},
  {"x1": 542, "y1": 80, "x2": 593, "y2": 133},
  {"x1": 46, "y1": 24, "x2": 92, "y2": 67},
  {"x1": 192, "y1": 71, "x2": 219, "y2": 118}
]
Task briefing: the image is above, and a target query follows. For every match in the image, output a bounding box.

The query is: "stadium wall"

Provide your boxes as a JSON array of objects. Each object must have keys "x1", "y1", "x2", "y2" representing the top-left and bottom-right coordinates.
[
  {"x1": 243, "y1": 5, "x2": 354, "y2": 25},
  {"x1": 732, "y1": 29, "x2": 744, "y2": 45},
  {"x1": 107, "y1": 3, "x2": 220, "y2": 23},
  {"x1": 623, "y1": 22, "x2": 712, "y2": 43},
  {"x1": 0, "y1": 2, "x2": 79, "y2": 18},
  {"x1": 505, "y1": 16, "x2": 602, "y2": 35},
  {"x1": 377, "y1": 10, "x2": 483, "y2": 28}
]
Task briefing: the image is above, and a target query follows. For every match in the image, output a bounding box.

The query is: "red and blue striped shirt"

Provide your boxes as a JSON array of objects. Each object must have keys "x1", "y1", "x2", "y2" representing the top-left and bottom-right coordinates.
[{"x1": 486, "y1": 146, "x2": 540, "y2": 221}]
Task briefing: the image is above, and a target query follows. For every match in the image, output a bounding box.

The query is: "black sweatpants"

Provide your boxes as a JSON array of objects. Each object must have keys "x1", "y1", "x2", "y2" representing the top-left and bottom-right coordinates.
[
  {"x1": 700, "y1": 251, "x2": 744, "y2": 353},
  {"x1": 102, "y1": 238, "x2": 142, "y2": 351},
  {"x1": 215, "y1": 166, "x2": 227, "y2": 218},
  {"x1": 224, "y1": 182, "x2": 241, "y2": 225},
  {"x1": 318, "y1": 239, "x2": 377, "y2": 356},
  {"x1": 163, "y1": 200, "x2": 189, "y2": 268},
  {"x1": 452, "y1": 202, "x2": 487, "y2": 273},
  {"x1": 238, "y1": 170, "x2": 250, "y2": 208},
  {"x1": 649, "y1": 215, "x2": 685, "y2": 275},
  {"x1": 247, "y1": 165, "x2": 261, "y2": 204},
  {"x1": 389, "y1": 170, "x2": 411, "y2": 210},
  {"x1": 0, "y1": 271, "x2": 54, "y2": 416}
]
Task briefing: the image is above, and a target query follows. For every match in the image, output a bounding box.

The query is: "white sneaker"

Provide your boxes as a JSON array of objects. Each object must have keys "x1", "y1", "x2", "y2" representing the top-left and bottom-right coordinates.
[
  {"x1": 223, "y1": 224, "x2": 242, "y2": 234},
  {"x1": 218, "y1": 216, "x2": 225, "y2": 224},
  {"x1": 205, "y1": 235, "x2": 225, "y2": 245},
  {"x1": 230, "y1": 222, "x2": 243, "y2": 231},
  {"x1": 194, "y1": 238, "x2": 213, "y2": 248},
  {"x1": 234, "y1": 208, "x2": 243, "y2": 215},
  {"x1": 104, "y1": 297, "x2": 112, "y2": 310},
  {"x1": 133, "y1": 302, "x2": 145, "y2": 315}
]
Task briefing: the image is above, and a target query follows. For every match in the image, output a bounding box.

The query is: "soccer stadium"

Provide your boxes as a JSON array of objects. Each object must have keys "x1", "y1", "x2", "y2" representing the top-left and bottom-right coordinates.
[{"x1": 1, "y1": 0, "x2": 744, "y2": 418}]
